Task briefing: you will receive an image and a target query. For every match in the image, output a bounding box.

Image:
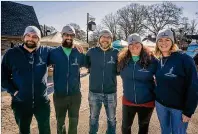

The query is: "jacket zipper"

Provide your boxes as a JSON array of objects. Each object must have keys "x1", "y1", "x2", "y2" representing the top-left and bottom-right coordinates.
[
  {"x1": 16, "y1": 47, "x2": 35, "y2": 107},
  {"x1": 102, "y1": 52, "x2": 106, "y2": 93},
  {"x1": 67, "y1": 56, "x2": 70, "y2": 94},
  {"x1": 32, "y1": 53, "x2": 35, "y2": 108},
  {"x1": 133, "y1": 61, "x2": 137, "y2": 104}
]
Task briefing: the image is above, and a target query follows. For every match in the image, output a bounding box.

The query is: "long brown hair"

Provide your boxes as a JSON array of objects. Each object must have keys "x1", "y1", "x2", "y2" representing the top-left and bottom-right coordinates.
[{"x1": 117, "y1": 46, "x2": 153, "y2": 72}]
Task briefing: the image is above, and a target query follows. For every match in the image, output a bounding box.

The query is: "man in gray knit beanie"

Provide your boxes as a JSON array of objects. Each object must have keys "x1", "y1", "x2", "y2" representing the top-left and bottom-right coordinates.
[
  {"x1": 61, "y1": 25, "x2": 76, "y2": 48},
  {"x1": 2, "y1": 25, "x2": 51, "y2": 134},
  {"x1": 86, "y1": 29, "x2": 118, "y2": 134},
  {"x1": 23, "y1": 25, "x2": 41, "y2": 49},
  {"x1": 98, "y1": 29, "x2": 113, "y2": 51}
]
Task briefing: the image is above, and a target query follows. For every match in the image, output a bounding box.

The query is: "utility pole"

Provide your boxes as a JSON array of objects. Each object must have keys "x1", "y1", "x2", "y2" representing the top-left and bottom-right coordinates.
[
  {"x1": 87, "y1": 13, "x2": 89, "y2": 43},
  {"x1": 86, "y1": 13, "x2": 96, "y2": 47}
]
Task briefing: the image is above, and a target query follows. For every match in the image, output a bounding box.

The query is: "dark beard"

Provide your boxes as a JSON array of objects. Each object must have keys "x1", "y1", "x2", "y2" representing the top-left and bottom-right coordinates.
[
  {"x1": 24, "y1": 41, "x2": 37, "y2": 49},
  {"x1": 62, "y1": 39, "x2": 73, "y2": 48}
]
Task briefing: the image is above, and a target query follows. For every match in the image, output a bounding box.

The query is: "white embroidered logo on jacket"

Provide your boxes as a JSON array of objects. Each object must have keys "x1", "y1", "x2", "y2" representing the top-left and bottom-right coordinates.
[
  {"x1": 36, "y1": 56, "x2": 45, "y2": 66},
  {"x1": 71, "y1": 57, "x2": 79, "y2": 66},
  {"x1": 138, "y1": 67, "x2": 150, "y2": 73},
  {"x1": 164, "y1": 67, "x2": 177, "y2": 77},
  {"x1": 107, "y1": 56, "x2": 115, "y2": 64}
]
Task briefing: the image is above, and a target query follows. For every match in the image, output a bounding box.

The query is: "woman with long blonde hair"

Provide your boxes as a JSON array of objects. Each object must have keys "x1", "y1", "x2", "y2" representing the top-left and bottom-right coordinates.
[
  {"x1": 118, "y1": 33, "x2": 158, "y2": 134},
  {"x1": 154, "y1": 29, "x2": 198, "y2": 134}
]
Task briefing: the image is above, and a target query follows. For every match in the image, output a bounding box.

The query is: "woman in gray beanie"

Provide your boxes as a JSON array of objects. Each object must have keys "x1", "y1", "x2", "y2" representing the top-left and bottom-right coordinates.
[
  {"x1": 117, "y1": 33, "x2": 158, "y2": 134},
  {"x1": 154, "y1": 29, "x2": 198, "y2": 134}
]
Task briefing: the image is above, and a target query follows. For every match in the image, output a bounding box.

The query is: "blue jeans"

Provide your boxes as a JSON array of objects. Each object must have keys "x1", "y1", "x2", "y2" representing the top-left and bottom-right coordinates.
[
  {"x1": 88, "y1": 91, "x2": 117, "y2": 134},
  {"x1": 155, "y1": 101, "x2": 188, "y2": 134}
]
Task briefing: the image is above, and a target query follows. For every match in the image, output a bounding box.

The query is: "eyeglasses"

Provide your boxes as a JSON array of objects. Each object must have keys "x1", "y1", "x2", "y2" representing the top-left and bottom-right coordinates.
[{"x1": 63, "y1": 33, "x2": 75, "y2": 38}]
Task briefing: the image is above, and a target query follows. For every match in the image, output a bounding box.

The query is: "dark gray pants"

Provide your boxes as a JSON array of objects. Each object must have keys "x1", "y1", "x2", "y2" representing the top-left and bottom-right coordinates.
[
  {"x1": 53, "y1": 93, "x2": 81, "y2": 134},
  {"x1": 11, "y1": 101, "x2": 51, "y2": 134},
  {"x1": 122, "y1": 105, "x2": 154, "y2": 134}
]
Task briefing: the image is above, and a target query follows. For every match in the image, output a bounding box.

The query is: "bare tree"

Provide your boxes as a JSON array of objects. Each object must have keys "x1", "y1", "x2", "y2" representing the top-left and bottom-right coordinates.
[
  {"x1": 143, "y1": 2, "x2": 183, "y2": 36},
  {"x1": 102, "y1": 13, "x2": 118, "y2": 41},
  {"x1": 194, "y1": 12, "x2": 198, "y2": 33},
  {"x1": 68, "y1": 23, "x2": 80, "y2": 30},
  {"x1": 40, "y1": 25, "x2": 57, "y2": 36},
  {"x1": 68, "y1": 23, "x2": 86, "y2": 41},
  {"x1": 117, "y1": 3, "x2": 146, "y2": 39},
  {"x1": 117, "y1": 29, "x2": 125, "y2": 40},
  {"x1": 177, "y1": 17, "x2": 189, "y2": 47},
  {"x1": 116, "y1": 6, "x2": 129, "y2": 39},
  {"x1": 89, "y1": 25, "x2": 104, "y2": 47},
  {"x1": 189, "y1": 19, "x2": 198, "y2": 35},
  {"x1": 179, "y1": 17, "x2": 198, "y2": 35},
  {"x1": 179, "y1": 17, "x2": 190, "y2": 33},
  {"x1": 176, "y1": 15, "x2": 198, "y2": 48}
]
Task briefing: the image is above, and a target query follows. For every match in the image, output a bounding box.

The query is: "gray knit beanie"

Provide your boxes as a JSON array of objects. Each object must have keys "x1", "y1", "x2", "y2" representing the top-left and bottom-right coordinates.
[
  {"x1": 99, "y1": 29, "x2": 113, "y2": 39},
  {"x1": 156, "y1": 29, "x2": 174, "y2": 44},
  {"x1": 23, "y1": 26, "x2": 41, "y2": 39},
  {"x1": 61, "y1": 25, "x2": 76, "y2": 35},
  {"x1": 127, "y1": 33, "x2": 142, "y2": 45}
]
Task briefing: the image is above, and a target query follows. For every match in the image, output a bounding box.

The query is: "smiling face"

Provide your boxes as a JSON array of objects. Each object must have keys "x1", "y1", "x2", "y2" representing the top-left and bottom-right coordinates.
[
  {"x1": 99, "y1": 34, "x2": 112, "y2": 49},
  {"x1": 128, "y1": 42, "x2": 142, "y2": 56},
  {"x1": 157, "y1": 37, "x2": 173, "y2": 55},
  {"x1": 23, "y1": 33, "x2": 39, "y2": 49},
  {"x1": 62, "y1": 33, "x2": 75, "y2": 48}
]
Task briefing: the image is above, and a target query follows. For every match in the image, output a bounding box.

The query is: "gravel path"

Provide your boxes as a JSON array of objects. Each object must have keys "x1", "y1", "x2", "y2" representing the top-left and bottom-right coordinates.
[{"x1": 1, "y1": 69, "x2": 198, "y2": 134}]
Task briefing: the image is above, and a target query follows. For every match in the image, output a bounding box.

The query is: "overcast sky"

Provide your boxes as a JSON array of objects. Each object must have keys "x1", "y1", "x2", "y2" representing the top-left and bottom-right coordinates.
[{"x1": 17, "y1": 1, "x2": 198, "y2": 32}]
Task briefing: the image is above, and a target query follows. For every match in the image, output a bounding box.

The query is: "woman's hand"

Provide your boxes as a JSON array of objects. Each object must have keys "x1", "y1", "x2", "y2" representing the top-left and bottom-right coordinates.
[
  {"x1": 73, "y1": 44, "x2": 84, "y2": 53},
  {"x1": 182, "y1": 114, "x2": 191, "y2": 123}
]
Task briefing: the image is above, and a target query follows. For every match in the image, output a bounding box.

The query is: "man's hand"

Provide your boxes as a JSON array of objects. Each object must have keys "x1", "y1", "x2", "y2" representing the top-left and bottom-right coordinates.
[
  {"x1": 14, "y1": 91, "x2": 18, "y2": 96},
  {"x1": 182, "y1": 114, "x2": 191, "y2": 123},
  {"x1": 73, "y1": 44, "x2": 84, "y2": 53}
]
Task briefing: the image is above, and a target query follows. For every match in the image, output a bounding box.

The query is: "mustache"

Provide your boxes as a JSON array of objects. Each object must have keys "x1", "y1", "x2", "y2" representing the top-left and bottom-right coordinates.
[
  {"x1": 62, "y1": 39, "x2": 73, "y2": 48},
  {"x1": 26, "y1": 40, "x2": 35, "y2": 43},
  {"x1": 24, "y1": 41, "x2": 37, "y2": 49},
  {"x1": 63, "y1": 39, "x2": 72, "y2": 42}
]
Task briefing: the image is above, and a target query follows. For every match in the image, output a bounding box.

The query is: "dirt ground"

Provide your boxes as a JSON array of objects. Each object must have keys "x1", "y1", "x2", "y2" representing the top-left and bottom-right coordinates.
[{"x1": 1, "y1": 69, "x2": 198, "y2": 134}]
